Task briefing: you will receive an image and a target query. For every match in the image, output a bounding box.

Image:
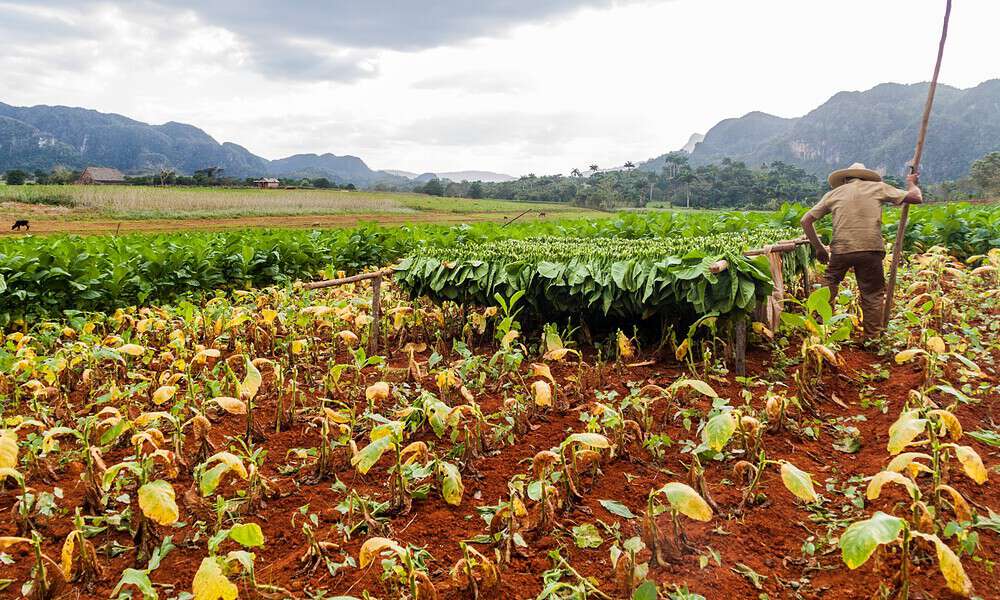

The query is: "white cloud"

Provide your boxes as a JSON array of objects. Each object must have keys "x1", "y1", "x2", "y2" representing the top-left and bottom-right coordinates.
[{"x1": 1, "y1": 0, "x2": 997, "y2": 175}]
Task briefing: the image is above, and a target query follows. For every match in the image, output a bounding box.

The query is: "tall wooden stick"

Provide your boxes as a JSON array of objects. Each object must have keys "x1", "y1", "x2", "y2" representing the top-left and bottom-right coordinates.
[{"x1": 884, "y1": 0, "x2": 952, "y2": 327}]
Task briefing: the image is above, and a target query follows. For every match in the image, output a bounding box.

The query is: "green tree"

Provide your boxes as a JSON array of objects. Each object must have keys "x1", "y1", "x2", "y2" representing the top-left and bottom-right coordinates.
[
  {"x1": 468, "y1": 181, "x2": 484, "y2": 199},
  {"x1": 420, "y1": 178, "x2": 445, "y2": 197},
  {"x1": 970, "y1": 151, "x2": 1000, "y2": 196},
  {"x1": 4, "y1": 169, "x2": 28, "y2": 185}
]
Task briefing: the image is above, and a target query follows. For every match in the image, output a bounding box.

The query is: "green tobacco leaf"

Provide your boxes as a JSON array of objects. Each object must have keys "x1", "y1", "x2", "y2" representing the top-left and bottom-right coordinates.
[
  {"x1": 840, "y1": 512, "x2": 905, "y2": 569},
  {"x1": 229, "y1": 522, "x2": 265, "y2": 548},
  {"x1": 350, "y1": 434, "x2": 394, "y2": 475},
  {"x1": 599, "y1": 499, "x2": 637, "y2": 519},
  {"x1": 632, "y1": 581, "x2": 658, "y2": 600},
  {"x1": 571, "y1": 523, "x2": 603, "y2": 549},
  {"x1": 968, "y1": 429, "x2": 1000, "y2": 447},
  {"x1": 704, "y1": 411, "x2": 737, "y2": 452}
]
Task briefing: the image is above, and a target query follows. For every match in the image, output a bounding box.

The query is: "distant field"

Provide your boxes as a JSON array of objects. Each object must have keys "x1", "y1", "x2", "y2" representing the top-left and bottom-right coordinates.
[
  {"x1": 0, "y1": 184, "x2": 579, "y2": 219},
  {"x1": 0, "y1": 184, "x2": 596, "y2": 235}
]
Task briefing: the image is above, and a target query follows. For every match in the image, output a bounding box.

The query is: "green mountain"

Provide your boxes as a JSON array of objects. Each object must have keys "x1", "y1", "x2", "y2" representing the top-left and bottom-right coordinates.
[
  {"x1": 0, "y1": 101, "x2": 407, "y2": 185},
  {"x1": 643, "y1": 80, "x2": 1000, "y2": 182}
]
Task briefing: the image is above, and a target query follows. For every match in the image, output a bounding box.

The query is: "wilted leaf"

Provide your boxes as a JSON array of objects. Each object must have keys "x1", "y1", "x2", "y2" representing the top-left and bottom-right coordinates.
[
  {"x1": 438, "y1": 461, "x2": 464, "y2": 506},
  {"x1": 780, "y1": 461, "x2": 818, "y2": 503},
  {"x1": 192, "y1": 557, "x2": 237, "y2": 600},
  {"x1": 152, "y1": 385, "x2": 177, "y2": 406},
  {"x1": 210, "y1": 397, "x2": 247, "y2": 415},
  {"x1": 359, "y1": 537, "x2": 404, "y2": 568},
  {"x1": 866, "y1": 471, "x2": 919, "y2": 500},
  {"x1": 953, "y1": 445, "x2": 988, "y2": 484},
  {"x1": 138, "y1": 480, "x2": 179, "y2": 525},
  {"x1": 913, "y1": 531, "x2": 972, "y2": 596},
  {"x1": 656, "y1": 482, "x2": 713, "y2": 521},
  {"x1": 887, "y1": 411, "x2": 927, "y2": 455},
  {"x1": 532, "y1": 380, "x2": 552, "y2": 407},
  {"x1": 564, "y1": 432, "x2": 610, "y2": 449},
  {"x1": 0, "y1": 430, "x2": 17, "y2": 469},
  {"x1": 240, "y1": 358, "x2": 262, "y2": 400}
]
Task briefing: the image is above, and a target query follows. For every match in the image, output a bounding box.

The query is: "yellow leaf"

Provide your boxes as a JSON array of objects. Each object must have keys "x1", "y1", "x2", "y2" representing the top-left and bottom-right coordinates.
[
  {"x1": 887, "y1": 411, "x2": 927, "y2": 455},
  {"x1": 240, "y1": 358, "x2": 262, "y2": 400},
  {"x1": 0, "y1": 536, "x2": 32, "y2": 551},
  {"x1": 192, "y1": 556, "x2": 238, "y2": 600},
  {"x1": 290, "y1": 339, "x2": 307, "y2": 354},
  {"x1": 118, "y1": 343, "x2": 146, "y2": 357},
  {"x1": 61, "y1": 531, "x2": 79, "y2": 579},
  {"x1": 617, "y1": 331, "x2": 634, "y2": 359},
  {"x1": 657, "y1": 482, "x2": 712, "y2": 522},
  {"x1": 544, "y1": 348, "x2": 571, "y2": 361},
  {"x1": 152, "y1": 385, "x2": 177, "y2": 406},
  {"x1": 866, "y1": 470, "x2": 919, "y2": 500},
  {"x1": 780, "y1": 461, "x2": 819, "y2": 503},
  {"x1": 532, "y1": 380, "x2": 552, "y2": 407},
  {"x1": 359, "y1": 537, "x2": 404, "y2": 568},
  {"x1": 530, "y1": 363, "x2": 554, "y2": 383},
  {"x1": 926, "y1": 336, "x2": 947, "y2": 354},
  {"x1": 260, "y1": 308, "x2": 278, "y2": 325},
  {"x1": 337, "y1": 330, "x2": 359, "y2": 347},
  {"x1": 210, "y1": 397, "x2": 247, "y2": 415},
  {"x1": 500, "y1": 329, "x2": 519, "y2": 349},
  {"x1": 366, "y1": 382, "x2": 390, "y2": 402},
  {"x1": 953, "y1": 445, "x2": 988, "y2": 484},
  {"x1": 886, "y1": 452, "x2": 933, "y2": 478},
  {"x1": 206, "y1": 452, "x2": 249, "y2": 479},
  {"x1": 675, "y1": 338, "x2": 690, "y2": 361},
  {"x1": 0, "y1": 429, "x2": 17, "y2": 469},
  {"x1": 936, "y1": 484, "x2": 972, "y2": 523},
  {"x1": 138, "y1": 480, "x2": 179, "y2": 525},
  {"x1": 912, "y1": 532, "x2": 973, "y2": 597},
  {"x1": 894, "y1": 348, "x2": 926, "y2": 364},
  {"x1": 928, "y1": 410, "x2": 962, "y2": 440}
]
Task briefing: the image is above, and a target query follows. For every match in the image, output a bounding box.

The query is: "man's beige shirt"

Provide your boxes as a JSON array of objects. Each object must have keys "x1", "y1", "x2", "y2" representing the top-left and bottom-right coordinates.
[{"x1": 805, "y1": 180, "x2": 907, "y2": 254}]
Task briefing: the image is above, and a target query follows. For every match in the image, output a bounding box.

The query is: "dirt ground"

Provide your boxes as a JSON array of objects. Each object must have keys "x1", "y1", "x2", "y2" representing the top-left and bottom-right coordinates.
[{"x1": 1, "y1": 341, "x2": 997, "y2": 600}]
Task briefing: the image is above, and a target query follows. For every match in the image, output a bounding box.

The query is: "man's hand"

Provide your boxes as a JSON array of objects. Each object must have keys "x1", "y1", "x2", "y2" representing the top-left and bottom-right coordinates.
[
  {"x1": 906, "y1": 173, "x2": 919, "y2": 187},
  {"x1": 815, "y1": 244, "x2": 830, "y2": 265}
]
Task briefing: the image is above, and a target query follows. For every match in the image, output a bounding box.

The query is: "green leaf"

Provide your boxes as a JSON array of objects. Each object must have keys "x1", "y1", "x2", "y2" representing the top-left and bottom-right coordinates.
[
  {"x1": 111, "y1": 568, "x2": 157, "y2": 600},
  {"x1": 350, "y1": 433, "x2": 394, "y2": 475},
  {"x1": 571, "y1": 523, "x2": 604, "y2": 549},
  {"x1": 967, "y1": 429, "x2": 1000, "y2": 447},
  {"x1": 839, "y1": 512, "x2": 905, "y2": 569},
  {"x1": 703, "y1": 411, "x2": 737, "y2": 452},
  {"x1": 633, "y1": 581, "x2": 658, "y2": 600},
  {"x1": 229, "y1": 522, "x2": 264, "y2": 548},
  {"x1": 599, "y1": 499, "x2": 637, "y2": 519}
]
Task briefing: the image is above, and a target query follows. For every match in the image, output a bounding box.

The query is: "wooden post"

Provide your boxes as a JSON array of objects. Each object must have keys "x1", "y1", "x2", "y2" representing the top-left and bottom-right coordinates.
[
  {"x1": 369, "y1": 274, "x2": 382, "y2": 355},
  {"x1": 733, "y1": 313, "x2": 747, "y2": 377}
]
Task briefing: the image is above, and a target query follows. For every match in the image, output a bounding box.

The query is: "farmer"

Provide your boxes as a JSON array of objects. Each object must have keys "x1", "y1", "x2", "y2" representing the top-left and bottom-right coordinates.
[{"x1": 800, "y1": 162, "x2": 923, "y2": 337}]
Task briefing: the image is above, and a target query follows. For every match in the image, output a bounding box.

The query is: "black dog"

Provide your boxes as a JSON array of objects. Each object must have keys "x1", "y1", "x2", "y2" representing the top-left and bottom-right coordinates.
[{"x1": 11, "y1": 219, "x2": 29, "y2": 231}]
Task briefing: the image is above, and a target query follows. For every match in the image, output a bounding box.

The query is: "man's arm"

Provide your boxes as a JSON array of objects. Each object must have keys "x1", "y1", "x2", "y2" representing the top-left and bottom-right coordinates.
[
  {"x1": 903, "y1": 173, "x2": 923, "y2": 204},
  {"x1": 800, "y1": 212, "x2": 830, "y2": 264}
]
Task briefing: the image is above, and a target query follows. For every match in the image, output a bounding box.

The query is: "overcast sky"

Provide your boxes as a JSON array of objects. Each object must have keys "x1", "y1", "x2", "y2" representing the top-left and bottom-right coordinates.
[{"x1": 2, "y1": 0, "x2": 996, "y2": 175}]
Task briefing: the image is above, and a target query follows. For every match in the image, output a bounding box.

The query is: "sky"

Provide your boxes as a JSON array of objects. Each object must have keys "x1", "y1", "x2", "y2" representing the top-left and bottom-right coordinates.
[{"x1": 1, "y1": 0, "x2": 997, "y2": 176}]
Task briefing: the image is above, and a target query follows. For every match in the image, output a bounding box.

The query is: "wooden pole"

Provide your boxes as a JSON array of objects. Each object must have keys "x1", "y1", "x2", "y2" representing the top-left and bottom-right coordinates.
[
  {"x1": 300, "y1": 268, "x2": 392, "y2": 290},
  {"x1": 369, "y1": 274, "x2": 382, "y2": 355},
  {"x1": 884, "y1": 0, "x2": 952, "y2": 327}
]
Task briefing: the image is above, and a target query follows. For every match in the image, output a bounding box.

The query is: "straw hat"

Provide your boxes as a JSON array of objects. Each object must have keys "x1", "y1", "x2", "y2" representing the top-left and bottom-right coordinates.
[{"x1": 828, "y1": 162, "x2": 882, "y2": 188}]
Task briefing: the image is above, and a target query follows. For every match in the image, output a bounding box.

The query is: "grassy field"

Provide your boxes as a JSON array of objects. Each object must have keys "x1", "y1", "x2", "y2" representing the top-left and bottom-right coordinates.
[{"x1": 0, "y1": 184, "x2": 580, "y2": 219}]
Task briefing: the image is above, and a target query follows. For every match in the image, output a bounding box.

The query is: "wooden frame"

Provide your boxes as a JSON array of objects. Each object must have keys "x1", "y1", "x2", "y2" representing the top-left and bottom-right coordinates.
[{"x1": 301, "y1": 268, "x2": 393, "y2": 354}]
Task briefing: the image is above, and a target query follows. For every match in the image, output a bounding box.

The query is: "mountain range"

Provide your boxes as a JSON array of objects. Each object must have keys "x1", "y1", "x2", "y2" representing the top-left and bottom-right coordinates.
[
  {"x1": 0, "y1": 101, "x2": 514, "y2": 186},
  {"x1": 3, "y1": 79, "x2": 999, "y2": 186},
  {"x1": 642, "y1": 79, "x2": 1000, "y2": 182}
]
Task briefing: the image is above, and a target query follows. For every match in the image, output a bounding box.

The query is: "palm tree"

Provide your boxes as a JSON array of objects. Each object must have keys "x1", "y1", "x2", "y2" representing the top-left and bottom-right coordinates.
[
  {"x1": 570, "y1": 168, "x2": 582, "y2": 178},
  {"x1": 623, "y1": 161, "x2": 635, "y2": 171},
  {"x1": 588, "y1": 164, "x2": 599, "y2": 173}
]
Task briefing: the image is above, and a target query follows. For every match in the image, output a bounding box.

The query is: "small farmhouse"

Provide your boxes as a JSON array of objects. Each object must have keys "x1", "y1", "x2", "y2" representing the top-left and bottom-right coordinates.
[
  {"x1": 78, "y1": 167, "x2": 126, "y2": 184},
  {"x1": 253, "y1": 178, "x2": 280, "y2": 189}
]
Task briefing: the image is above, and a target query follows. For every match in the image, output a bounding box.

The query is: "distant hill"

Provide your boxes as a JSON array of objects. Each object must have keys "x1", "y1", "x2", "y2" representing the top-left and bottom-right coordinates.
[
  {"x1": 642, "y1": 80, "x2": 1000, "y2": 182},
  {"x1": 383, "y1": 169, "x2": 515, "y2": 183},
  {"x1": 0, "y1": 102, "x2": 434, "y2": 186}
]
